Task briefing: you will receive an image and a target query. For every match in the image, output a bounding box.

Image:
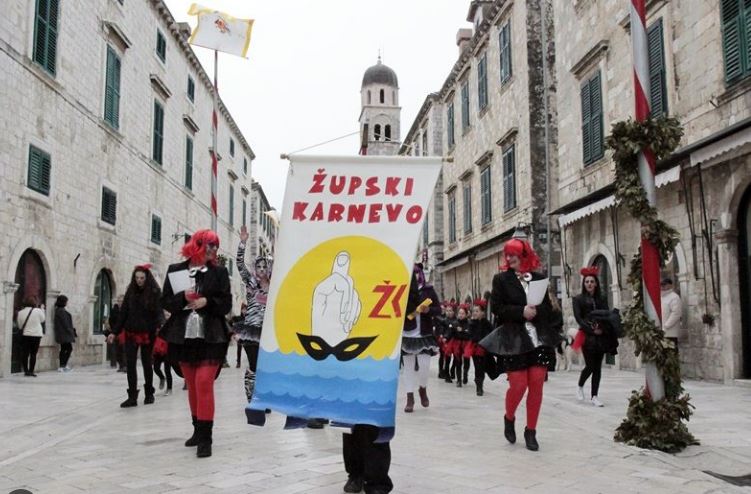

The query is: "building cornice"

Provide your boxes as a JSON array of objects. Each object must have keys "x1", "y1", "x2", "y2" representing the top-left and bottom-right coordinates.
[{"x1": 399, "y1": 93, "x2": 439, "y2": 154}]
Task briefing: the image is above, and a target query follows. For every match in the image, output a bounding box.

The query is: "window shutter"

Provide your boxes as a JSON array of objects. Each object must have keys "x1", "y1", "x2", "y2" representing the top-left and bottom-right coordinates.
[
  {"x1": 581, "y1": 82, "x2": 592, "y2": 164},
  {"x1": 46, "y1": 0, "x2": 58, "y2": 74},
  {"x1": 102, "y1": 189, "x2": 117, "y2": 225},
  {"x1": 590, "y1": 73, "x2": 604, "y2": 161},
  {"x1": 185, "y1": 136, "x2": 193, "y2": 189},
  {"x1": 104, "y1": 47, "x2": 121, "y2": 128},
  {"x1": 34, "y1": 0, "x2": 58, "y2": 75},
  {"x1": 744, "y1": 0, "x2": 751, "y2": 75},
  {"x1": 648, "y1": 20, "x2": 667, "y2": 117},
  {"x1": 500, "y1": 21, "x2": 512, "y2": 83},
  {"x1": 153, "y1": 101, "x2": 164, "y2": 164},
  {"x1": 722, "y1": 0, "x2": 745, "y2": 83},
  {"x1": 151, "y1": 215, "x2": 162, "y2": 245},
  {"x1": 27, "y1": 146, "x2": 51, "y2": 195}
]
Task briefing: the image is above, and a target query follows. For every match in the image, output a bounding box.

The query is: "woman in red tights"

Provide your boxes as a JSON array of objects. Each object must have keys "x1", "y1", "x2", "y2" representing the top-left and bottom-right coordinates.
[
  {"x1": 160, "y1": 229, "x2": 232, "y2": 458},
  {"x1": 487, "y1": 239, "x2": 559, "y2": 451}
]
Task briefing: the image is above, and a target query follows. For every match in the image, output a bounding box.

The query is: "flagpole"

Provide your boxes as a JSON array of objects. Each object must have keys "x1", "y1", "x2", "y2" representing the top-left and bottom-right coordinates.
[{"x1": 211, "y1": 49, "x2": 219, "y2": 232}]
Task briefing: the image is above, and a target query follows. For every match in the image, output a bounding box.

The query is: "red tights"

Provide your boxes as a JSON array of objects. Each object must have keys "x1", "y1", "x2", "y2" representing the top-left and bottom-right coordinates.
[
  {"x1": 505, "y1": 365, "x2": 547, "y2": 430},
  {"x1": 180, "y1": 363, "x2": 220, "y2": 421}
]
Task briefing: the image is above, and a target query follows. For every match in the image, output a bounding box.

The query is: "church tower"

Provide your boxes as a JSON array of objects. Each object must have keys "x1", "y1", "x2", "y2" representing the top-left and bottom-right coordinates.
[{"x1": 359, "y1": 57, "x2": 401, "y2": 156}]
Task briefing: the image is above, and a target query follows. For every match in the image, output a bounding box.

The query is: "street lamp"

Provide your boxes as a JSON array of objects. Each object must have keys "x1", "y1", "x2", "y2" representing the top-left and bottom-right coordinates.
[{"x1": 511, "y1": 223, "x2": 530, "y2": 240}]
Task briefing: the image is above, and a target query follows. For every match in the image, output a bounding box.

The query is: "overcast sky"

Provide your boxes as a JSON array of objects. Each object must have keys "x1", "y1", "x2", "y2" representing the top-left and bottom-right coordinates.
[{"x1": 163, "y1": 0, "x2": 471, "y2": 210}]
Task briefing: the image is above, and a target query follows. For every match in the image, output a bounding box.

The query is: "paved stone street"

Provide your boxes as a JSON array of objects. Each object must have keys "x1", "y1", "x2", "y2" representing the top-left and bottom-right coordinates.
[{"x1": 1, "y1": 352, "x2": 750, "y2": 494}]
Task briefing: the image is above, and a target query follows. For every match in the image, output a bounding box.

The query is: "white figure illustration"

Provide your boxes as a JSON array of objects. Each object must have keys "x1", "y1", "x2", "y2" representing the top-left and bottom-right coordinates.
[{"x1": 311, "y1": 251, "x2": 362, "y2": 346}]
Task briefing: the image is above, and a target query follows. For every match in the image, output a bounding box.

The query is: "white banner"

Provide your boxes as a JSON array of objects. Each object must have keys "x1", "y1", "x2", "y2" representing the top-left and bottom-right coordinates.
[
  {"x1": 188, "y1": 4, "x2": 254, "y2": 58},
  {"x1": 248, "y1": 155, "x2": 442, "y2": 427}
]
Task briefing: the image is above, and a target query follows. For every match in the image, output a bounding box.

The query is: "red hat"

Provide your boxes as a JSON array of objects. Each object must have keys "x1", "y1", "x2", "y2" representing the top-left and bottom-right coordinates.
[
  {"x1": 135, "y1": 263, "x2": 153, "y2": 271},
  {"x1": 502, "y1": 238, "x2": 542, "y2": 273},
  {"x1": 580, "y1": 266, "x2": 600, "y2": 277},
  {"x1": 473, "y1": 299, "x2": 487, "y2": 310},
  {"x1": 458, "y1": 303, "x2": 470, "y2": 312}
]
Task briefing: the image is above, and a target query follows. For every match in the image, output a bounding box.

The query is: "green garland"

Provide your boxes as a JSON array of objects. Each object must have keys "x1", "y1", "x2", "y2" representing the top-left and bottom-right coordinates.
[{"x1": 607, "y1": 117, "x2": 698, "y2": 453}]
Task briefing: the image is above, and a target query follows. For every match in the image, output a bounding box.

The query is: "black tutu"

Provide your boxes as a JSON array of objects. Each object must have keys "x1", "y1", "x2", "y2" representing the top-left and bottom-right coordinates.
[
  {"x1": 234, "y1": 323, "x2": 262, "y2": 343},
  {"x1": 168, "y1": 338, "x2": 228, "y2": 366},
  {"x1": 401, "y1": 335, "x2": 439, "y2": 356},
  {"x1": 498, "y1": 346, "x2": 556, "y2": 373}
]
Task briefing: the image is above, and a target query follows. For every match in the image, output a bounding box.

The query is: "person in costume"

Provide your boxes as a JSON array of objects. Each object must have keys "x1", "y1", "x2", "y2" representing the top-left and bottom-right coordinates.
[
  {"x1": 435, "y1": 302, "x2": 457, "y2": 382},
  {"x1": 160, "y1": 230, "x2": 232, "y2": 458},
  {"x1": 467, "y1": 300, "x2": 492, "y2": 396},
  {"x1": 108, "y1": 264, "x2": 162, "y2": 407},
  {"x1": 573, "y1": 266, "x2": 617, "y2": 407},
  {"x1": 400, "y1": 263, "x2": 440, "y2": 413},
  {"x1": 450, "y1": 304, "x2": 471, "y2": 388},
  {"x1": 341, "y1": 269, "x2": 421, "y2": 494},
  {"x1": 486, "y1": 238, "x2": 559, "y2": 451},
  {"x1": 235, "y1": 225, "x2": 271, "y2": 403}
]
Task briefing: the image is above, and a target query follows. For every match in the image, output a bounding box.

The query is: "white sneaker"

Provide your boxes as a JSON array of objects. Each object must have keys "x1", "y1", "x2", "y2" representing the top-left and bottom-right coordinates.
[
  {"x1": 163, "y1": 389, "x2": 172, "y2": 396},
  {"x1": 58, "y1": 368, "x2": 64, "y2": 373},
  {"x1": 64, "y1": 367, "x2": 72, "y2": 372},
  {"x1": 576, "y1": 386, "x2": 585, "y2": 401},
  {"x1": 591, "y1": 396, "x2": 604, "y2": 407}
]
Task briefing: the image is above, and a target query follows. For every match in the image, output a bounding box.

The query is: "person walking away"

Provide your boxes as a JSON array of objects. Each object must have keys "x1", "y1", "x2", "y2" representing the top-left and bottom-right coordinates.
[
  {"x1": 17, "y1": 297, "x2": 45, "y2": 377},
  {"x1": 160, "y1": 229, "x2": 232, "y2": 458},
  {"x1": 660, "y1": 277, "x2": 682, "y2": 352},
  {"x1": 54, "y1": 295, "x2": 76, "y2": 372},
  {"x1": 437, "y1": 303, "x2": 458, "y2": 383},
  {"x1": 108, "y1": 264, "x2": 162, "y2": 407},
  {"x1": 451, "y1": 304, "x2": 471, "y2": 387},
  {"x1": 573, "y1": 266, "x2": 618, "y2": 407},
  {"x1": 467, "y1": 300, "x2": 492, "y2": 396}
]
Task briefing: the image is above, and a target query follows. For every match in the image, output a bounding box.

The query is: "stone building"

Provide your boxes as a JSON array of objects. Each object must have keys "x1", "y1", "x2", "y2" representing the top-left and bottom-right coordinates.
[
  {"x1": 247, "y1": 180, "x2": 276, "y2": 260},
  {"x1": 359, "y1": 57, "x2": 401, "y2": 156},
  {"x1": 399, "y1": 94, "x2": 445, "y2": 297},
  {"x1": 0, "y1": 0, "x2": 257, "y2": 376},
  {"x1": 432, "y1": 0, "x2": 558, "y2": 305},
  {"x1": 551, "y1": 1, "x2": 751, "y2": 381}
]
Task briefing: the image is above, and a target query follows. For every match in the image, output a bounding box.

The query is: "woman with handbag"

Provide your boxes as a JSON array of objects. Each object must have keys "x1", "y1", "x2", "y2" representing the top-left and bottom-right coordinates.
[
  {"x1": 486, "y1": 239, "x2": 559, "y2": 451},
  {"x1": 17, "y1": 296, "x2": 45, "y2": 377},
  {"x1": 54, "y1": 295, "x2": 76, "y2": 372},
  {"x1": 108, "y1": 264, "x2": 162, "y2": 407},
  {"x1": 573, "y1": 266, "x2": 618, "y2": 407},
  {"x1": 160, "y1": 229, "x2": 232, "y2": 458}
]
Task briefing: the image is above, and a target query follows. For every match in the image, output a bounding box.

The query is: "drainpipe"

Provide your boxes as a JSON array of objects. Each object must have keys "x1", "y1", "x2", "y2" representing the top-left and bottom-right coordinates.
[{"x1": 541, "y1": 0, "x2": 552, "y2": 275}]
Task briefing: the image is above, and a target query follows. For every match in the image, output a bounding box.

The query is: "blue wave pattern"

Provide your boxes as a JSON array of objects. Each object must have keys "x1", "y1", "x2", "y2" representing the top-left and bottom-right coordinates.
[{"x1": 250, "y1": 349, "x2": 399, "y2": 427}]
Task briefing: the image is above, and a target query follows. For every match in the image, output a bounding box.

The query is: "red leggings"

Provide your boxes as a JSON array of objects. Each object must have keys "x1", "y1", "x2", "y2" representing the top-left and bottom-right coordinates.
[
  {"x1": 505, "y1": 365, "x2": 547, "y2": 430},
  {"x1": 180, "y1": 363, "x2": 220, "y2": 421}
]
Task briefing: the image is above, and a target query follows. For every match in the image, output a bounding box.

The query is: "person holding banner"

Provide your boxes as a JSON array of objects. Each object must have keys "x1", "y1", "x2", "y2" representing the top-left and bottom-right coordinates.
[
  {"x1": 160, "y1": 230, "x2": 232, "y2": 458},
  {"x1": 235, "y1": 225, "x2": 271, "y2": 403},
  {"x1": 400, "y1": 263, "x2": 440, "y2": 413},
  {"x1": 485, "y1": 238, "x2": 559, "y2": 451}
]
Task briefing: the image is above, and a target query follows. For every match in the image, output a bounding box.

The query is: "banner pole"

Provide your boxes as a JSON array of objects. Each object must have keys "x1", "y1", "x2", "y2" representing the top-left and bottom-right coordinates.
[{"x1": 211, "y1": 49, "x2": 219, "y2": 232}]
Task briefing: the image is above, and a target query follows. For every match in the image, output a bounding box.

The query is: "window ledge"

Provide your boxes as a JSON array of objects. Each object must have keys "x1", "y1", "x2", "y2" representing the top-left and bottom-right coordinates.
[
  {"x1": 478, "y1": 106, "x2": 490, "y2": 119},
  {"x1": 481, "y1": 221, "x2": 493, "y2": 232},
  {"x1": 100, "y1": 120, "x2": 123, "y2": 140},
  {"x1": 503, "y1": 206, "x2": 519, "y2": 217},
  {"x1": 149, "y1": 160, "x2": 166, "y2": 173},
  {"x1": 581, "y1": 156, "x2": 610, "y2": 176},
  {"x1": 21, "y1": 189, "x2": 53, "y2": 209},
  {"x1": 500, "y1": 76, "x2": 514, "y2": 91},
  {"x1": 97, "y1": 219, "x2": 117, "y2": 233},
  {"x1": 148, "y1": 242, "x2": 161, "y2": 252},
  {"x1": 462, "y1": 126, "x2": 473, "y2": 137},
  {"x1": 717, "y1": 76, "x2": 751, "y2": 107}
]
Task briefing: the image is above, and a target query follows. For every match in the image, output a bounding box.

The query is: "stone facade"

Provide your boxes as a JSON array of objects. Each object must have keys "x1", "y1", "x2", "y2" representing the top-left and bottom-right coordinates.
[
  {"x1": 0, "y1": 0, "x2": 257, "y2": 376},
  {"x1": 248, "y1": 180, "x2": 276, "y2": 260},
  {"x1": 399, "y1": 94, "x2": 445, "y2": 297},
  {"x1": 426, "y1": 0, "x2": 559, "y2": 304},
  {"x1": 359, "y1": 58, "x2": 401, "y2": 156},
  {"x1": 552, "y1": 0, "x2": 751, "y2": 381}
]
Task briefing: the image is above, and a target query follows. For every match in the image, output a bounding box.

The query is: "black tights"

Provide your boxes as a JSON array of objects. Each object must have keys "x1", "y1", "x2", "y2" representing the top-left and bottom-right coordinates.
[
  {"x1": 153, "y1": 355, "x2": 172, "y2": 389},
  {"x1": 125, "y1": 340, "x2": 154, "y2": 392},
  {"x1": 21, "y1": 336, "x2": 41, "y2": 374},
  {"x1": 472, "y1": 355, "x2": 485, "y2": 385},
  {"x1": 243, "y1": 341, "x2": 259, "y2": 371},
  {"x1": 578, "y1": 348, "x2": 605, "y2": 397},
  {"x1": 59, "y1": 343, "x2": 73, "y2": 368}
]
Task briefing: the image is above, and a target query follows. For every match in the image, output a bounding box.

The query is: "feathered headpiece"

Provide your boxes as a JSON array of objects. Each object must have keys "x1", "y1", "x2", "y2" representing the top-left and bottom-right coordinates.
[
  {"x1": 473, "y1": 299, "x2": 488, "y2": 310},
  {"x1": 181, "y1": 229, "x2": 220, "y2": 266},
  {"x1": 458, "y1": 303, "x2": 471, "y2": 312},
  {"x1": 502, "y1": 238, "x2": 542, "y2": 273},
  {"x1": 580, "y1": 266, "x2": 600, "y2": 277},
  {"x1": 134, "y1": 263, "x2": 153, "y2": 271}
]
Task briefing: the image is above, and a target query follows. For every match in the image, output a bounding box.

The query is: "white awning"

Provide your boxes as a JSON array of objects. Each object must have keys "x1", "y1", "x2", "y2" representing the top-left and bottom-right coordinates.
[
  {"x1": 690, "y1": 125, "x2": 751, "y2": 168},
  {"x1": 438, "y1": 256, "x2": 469, "y2": 272}
]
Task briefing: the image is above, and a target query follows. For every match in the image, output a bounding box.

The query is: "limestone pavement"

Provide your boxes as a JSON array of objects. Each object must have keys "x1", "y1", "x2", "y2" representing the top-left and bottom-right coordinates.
[{"x1": 1, "y1": 352, "x2": 750, "y2": 494}]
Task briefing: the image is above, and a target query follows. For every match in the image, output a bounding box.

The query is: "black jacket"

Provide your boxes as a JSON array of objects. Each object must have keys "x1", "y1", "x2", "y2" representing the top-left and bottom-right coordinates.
[
  {"x1": 489, "y1": 270, "x2": 560, "y2": 355},
  {"x1": 572, "y1": 293, "x2": 618, "y2": 353},
  {"x1": 453, "y1": 317, "x2": 471, "y2": 340},
  {"x1": 403, "y1": 284, "x2": 441, "y2": 336},
  {"x1": 469, "y1": 318, "x2": 492, "y2": 343},
  {"x1": 114, "y1": 287, "x2": 162, "y2": 335},
  {"x1": 434, "y1": 316, "x2": 457, "y2": 338},
  {"x1": 160, "y1": 261, "x2": 232, "y2": 345},
  {"x1": 54, "y1": 307, "x2": 76, "y2": 344}
]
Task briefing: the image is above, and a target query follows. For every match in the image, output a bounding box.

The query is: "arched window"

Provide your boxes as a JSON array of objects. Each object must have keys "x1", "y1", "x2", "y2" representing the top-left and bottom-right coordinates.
[
  {"x1": 12, "y1": 249, "x2": 47, "y2": 373},
  {"x1": 374, "y1": 124, "x2": 382, "y2": 141},
  {"x1": 379, "y1": 89, "x2": 385, "y2": 103},
  {"x1": 592, "y1": 255, "x2": 612, "y2": 307},
  {"x1": 93, "y1": 269, "x2": 113, "y2": 335},
  {"x1": 367, "y1": 90, "x2": 371, "y2": 104},
  {"x1": 384, "y1": 125, "x2": 391, "y2": 141}
]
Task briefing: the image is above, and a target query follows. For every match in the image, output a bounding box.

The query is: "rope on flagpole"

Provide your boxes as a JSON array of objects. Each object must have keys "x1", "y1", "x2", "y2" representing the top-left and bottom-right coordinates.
[
  {"x1": 280, "y1": 131, "x2": 361, "y2": 160},
  {"x1": 211, "y1": 50, "x2": 219, "y2": 232}
]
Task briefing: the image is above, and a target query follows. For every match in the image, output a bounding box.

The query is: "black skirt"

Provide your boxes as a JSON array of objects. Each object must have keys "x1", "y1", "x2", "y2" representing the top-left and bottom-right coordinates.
[
  {"x1": 499, "y1": 346, "x2": 557, "y2": 373},
  {"x1": 168, "y1": 338, "x2": 228, "y2": 366},
  {"x1": 401, "y1": 335, "x2": 439, "y2": 356}
]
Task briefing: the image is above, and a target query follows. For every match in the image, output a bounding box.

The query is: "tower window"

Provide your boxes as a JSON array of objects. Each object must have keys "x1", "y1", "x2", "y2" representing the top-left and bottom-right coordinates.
[
  {"x1": 374, "y1": 124, "x2": 382, "y2": 141},
  {"x1": 392, "y1": 91, "x2": 396, "y2": 104},
  {"x1": 385, "y1": 125, "x2": 391, "y2": 141},
  {"x1": 367, "y1": 90, "x2": 371, "y2": 104},
  {"x1": 380, "y1": 89, "x2": 384, "y2": 103}
]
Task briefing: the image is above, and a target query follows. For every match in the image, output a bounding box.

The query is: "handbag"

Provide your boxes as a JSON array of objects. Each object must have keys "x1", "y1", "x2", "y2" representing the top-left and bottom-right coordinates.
[{"x1": 184, "y1": 310, "x2": 205, "y2": 339}]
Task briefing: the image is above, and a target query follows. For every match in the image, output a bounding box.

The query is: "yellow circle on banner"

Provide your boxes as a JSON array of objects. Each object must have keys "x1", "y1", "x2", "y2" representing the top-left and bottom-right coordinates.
[{"x1": 275, "y1": 236, "x2": 409, "y2": 360}]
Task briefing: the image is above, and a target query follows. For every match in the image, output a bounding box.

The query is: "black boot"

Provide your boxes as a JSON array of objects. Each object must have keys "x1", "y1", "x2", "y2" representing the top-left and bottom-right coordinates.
[
  {"x1": 476, "y1": 381, "x2": 484, "y2": 396},
  {"x1": 463, "y1": 361, "x2": 469, "y2": 384},
  {"x1": 185, "y1": 415, "x2": 199, "y2": 447},
  {"x1": 524, "y1": 427, "x2": 539, "y2": 451},
  {"x1": 196, "y1": 420, "x2": 213, "y2": 458},
  {"x1": 444, "y1": 359, "x2": 453, "y2": 383},
  {"x1": 120, "y1": 389, "x2": 139, "y2": 408},
  {"x1": 144, "y1": 385, "x2": 155, "y2": 405},
  {"x1": 504, "y1": 415, "x2": 516, "y2": 444}
]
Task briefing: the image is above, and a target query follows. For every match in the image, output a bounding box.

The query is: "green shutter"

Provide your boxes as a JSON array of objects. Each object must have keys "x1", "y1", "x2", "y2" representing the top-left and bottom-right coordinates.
[
  {"x1": 33, "y1": 0, "x2": 59, "y2": 75},
  {"x1": 648, "y1": 20, "x2": 668, "y2": 117},
  {"x1": 104, "y1": 47, "x2": 121, "y2": 128},
  {"x1": 27, "y1": 145, "x2": 51, "y2": 195},
  {"x1": 151, "y1": 215, "x2": 161, "y2": 244},
  {"x1": 722, "y1": 0, "x2": 745, "y2": 83},
  {"x1": 500, "y1": 21, "x2": 512, "y2": 83},
  {"x1": 229, "y1": 186, "x2": 234, "y2": 226},
  {"x1": 590, "y1": 72, "x2": 604, "y2": 161},
  {"x1": 478, "y1": 54, "x2": 488, "y2": 110},
  {"x1": 102, "y1": 188, "x2": 117, "y2": 225},
  {"x1": 581, "y1": 82, "x2": 592, "y2": 164},
  {"x1": 185, "y1": 136, "x2": 193, "y2": 190},
  {"x1": 153, "y1": 101, "x2": 164, "y2": 164}
]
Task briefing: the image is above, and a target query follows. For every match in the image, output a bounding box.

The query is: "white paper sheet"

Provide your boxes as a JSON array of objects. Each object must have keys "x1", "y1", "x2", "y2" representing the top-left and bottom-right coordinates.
[
  {"x1": 168, "y1": 269, "x2": 193, "y2": 293},
  {"x1": 526, "y1": 278, "x2": 550, "y2": 306}
]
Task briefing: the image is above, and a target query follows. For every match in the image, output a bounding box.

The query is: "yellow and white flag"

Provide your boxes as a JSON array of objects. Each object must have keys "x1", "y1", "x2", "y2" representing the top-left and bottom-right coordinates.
[{"x1": 187, "y1": 4, "x2": 254, "y2": 58}]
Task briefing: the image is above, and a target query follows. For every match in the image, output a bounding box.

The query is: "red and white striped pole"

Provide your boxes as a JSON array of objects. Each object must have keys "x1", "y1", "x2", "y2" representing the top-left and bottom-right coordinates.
[
  {"x1": 630, "y1": 0, "x2": 664, "y2": 400},
  {"x1": 210, "y1": 49, "x2": 219, "y2": 232}
]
